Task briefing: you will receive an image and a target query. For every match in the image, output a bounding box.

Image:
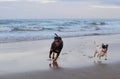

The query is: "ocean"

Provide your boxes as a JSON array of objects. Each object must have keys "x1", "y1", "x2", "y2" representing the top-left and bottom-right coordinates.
[{"x1": 0, "y1": 19, "x2": 120, "y2": 43}]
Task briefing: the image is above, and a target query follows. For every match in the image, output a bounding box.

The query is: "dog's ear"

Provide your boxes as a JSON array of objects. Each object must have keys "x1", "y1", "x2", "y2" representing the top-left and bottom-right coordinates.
[
  {"x1": 106, "y1": 44, "x2": 108, "y2": 48},
  {"x1": 102, "y1": 43, "x2": 104, "y2": 46}
]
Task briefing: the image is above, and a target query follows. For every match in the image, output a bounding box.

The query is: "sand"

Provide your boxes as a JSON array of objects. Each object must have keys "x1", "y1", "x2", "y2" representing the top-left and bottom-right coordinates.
[{"x1": 0, "y1": 34, "x2": 120, "y2": 79}]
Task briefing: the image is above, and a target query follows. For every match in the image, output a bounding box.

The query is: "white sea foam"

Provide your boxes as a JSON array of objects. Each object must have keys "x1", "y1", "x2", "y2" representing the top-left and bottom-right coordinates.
[
  {"x1": 13, "y1": 27, "x2": 44, "y2": 31},
  {"x1": 0, "y1": 26, "x2": 13, "y2": 32}
]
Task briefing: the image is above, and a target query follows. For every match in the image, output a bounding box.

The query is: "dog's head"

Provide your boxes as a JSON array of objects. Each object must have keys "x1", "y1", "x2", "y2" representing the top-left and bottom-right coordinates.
[
  {"x1": 102, "y1": 43, "x2": 108, "y2": 50},
  {"x1": 54, "y1": 33, "x2": 62, "y2": 41},
  {"x1": 54, "y1": 33, "x2": 62, "y2": 46},
  {"x1": 54, "y1": 37, "x2": 62, "y2": 41}
]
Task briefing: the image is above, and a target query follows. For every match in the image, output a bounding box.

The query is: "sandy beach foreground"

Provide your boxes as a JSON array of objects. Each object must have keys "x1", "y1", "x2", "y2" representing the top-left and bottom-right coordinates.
[{"x1": 0, "y1": 34, "x2": 120, "y2": 79}]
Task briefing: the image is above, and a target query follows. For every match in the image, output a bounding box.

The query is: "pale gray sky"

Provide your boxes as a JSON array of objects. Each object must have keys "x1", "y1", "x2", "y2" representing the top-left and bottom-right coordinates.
[{"x1": 0, "y1": 0, "x2": 120, "y2": 19}]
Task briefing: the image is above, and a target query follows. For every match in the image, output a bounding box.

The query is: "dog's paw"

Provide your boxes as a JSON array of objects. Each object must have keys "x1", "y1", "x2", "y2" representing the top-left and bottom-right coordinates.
[{"x1": 47, "y1": 59, "x2": 52, "y2": 61}]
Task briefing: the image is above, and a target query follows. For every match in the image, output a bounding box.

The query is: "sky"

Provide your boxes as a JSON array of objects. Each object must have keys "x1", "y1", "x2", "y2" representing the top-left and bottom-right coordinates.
[{"x1": 0, "y1": 0, "x2": 120, "y2": 19}]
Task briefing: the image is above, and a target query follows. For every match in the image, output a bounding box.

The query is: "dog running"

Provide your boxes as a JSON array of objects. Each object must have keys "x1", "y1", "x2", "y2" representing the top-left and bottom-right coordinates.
[
  {"x1": 49, "y1": 33, "x2": 63, "y2": 62},
  {"x1": 94, "y1": 43, "x2": 108, "y2": 60}
]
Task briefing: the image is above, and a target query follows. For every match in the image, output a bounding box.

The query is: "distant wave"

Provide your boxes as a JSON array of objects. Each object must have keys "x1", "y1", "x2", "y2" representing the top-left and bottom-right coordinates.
[
  {"x1": 0, "y1": 26, "x2": 46, "y2": 32},
  {"x1": 0, "y1": 26, "x2": 13, "y2": 32},
  {"x1": 58, "y1": 28, "x2": 81, "y2": 32},
  {"x1": 90, "y1": 22, "x2": 106, "y2": 25},
  {"x1": 13, "y1": 27, "x2": 44, "y2": 31},
  {"x1": 82, "y1": 25, "x2": 101, "y2": 31}
]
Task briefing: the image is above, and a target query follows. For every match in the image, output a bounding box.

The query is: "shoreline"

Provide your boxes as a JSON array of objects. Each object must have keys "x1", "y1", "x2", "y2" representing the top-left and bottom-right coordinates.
[{"x1": 0, "y1": 33, "x2": 120, "y2": 44}]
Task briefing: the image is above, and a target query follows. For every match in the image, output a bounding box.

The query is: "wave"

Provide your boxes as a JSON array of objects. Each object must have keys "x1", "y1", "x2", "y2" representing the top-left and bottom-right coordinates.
[
  {"x1": 0, "y1": 26, "x2": 46, "y2": 32},
  {"x1": 57, "y1": 25, "x2": 101, "y2": 32},
  {"x1": 0, "y1": 26, "x2": 13, "y2": 32},
  {"x1": 82, "y1": 25, "x2": 101, "y2": 31},
  {"x1": 58, "y1": 29, "x2": 81, "y2": 32},
  {"x1": 90, "y1": 22, "x2": 106, "y2": 25},
  {"x1": 57, "y1": 26, "x2": 78, "y2": 32},
  {"x1": 0, "y1": 30, "x2": 118, "y2": 43},
  {"x1": 13, "y1": 27, "x2": 44, "y2": 31}
]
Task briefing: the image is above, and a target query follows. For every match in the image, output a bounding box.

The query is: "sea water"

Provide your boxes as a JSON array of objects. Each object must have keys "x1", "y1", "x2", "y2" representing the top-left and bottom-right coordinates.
[{"x1": 0, "y1": 19, "x2": 120, "y2": 43}]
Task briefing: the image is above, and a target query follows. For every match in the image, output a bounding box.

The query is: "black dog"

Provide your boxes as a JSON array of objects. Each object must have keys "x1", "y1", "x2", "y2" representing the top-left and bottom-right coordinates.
[{"x1": 49, "y1": 33, "x2": 63, "y2": 61}]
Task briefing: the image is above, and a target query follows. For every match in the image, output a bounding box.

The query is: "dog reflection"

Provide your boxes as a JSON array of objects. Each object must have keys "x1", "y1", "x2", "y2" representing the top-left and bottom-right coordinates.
[{"x1": 49, "y1": 61, "x2": 60, "y2": 69}]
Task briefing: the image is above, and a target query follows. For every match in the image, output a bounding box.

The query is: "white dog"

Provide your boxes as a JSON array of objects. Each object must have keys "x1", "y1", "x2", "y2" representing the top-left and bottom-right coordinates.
[{"x1": 94, "y1": 43, "x2": 108, "y2": 59}]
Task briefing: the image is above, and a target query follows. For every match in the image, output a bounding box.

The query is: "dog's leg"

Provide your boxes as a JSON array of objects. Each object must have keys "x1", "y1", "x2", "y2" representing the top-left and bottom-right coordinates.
[
  {"x1": 97, "y1": 53, "x2": 100, "y2": 58},
  {"x1": 49, "y1": 49, "x2": 53, "y2": 58},
  {"x1": 104, "y1": 53, "x2": 107, "y2": 60},
  {"x1": 53, "y1": 52, "x2": 60, "y2": 62},
  {"x1": 99, "y1": 55, "x2": 101, "y2": 59},
  {"x1": 52, "y1": 53, "x2": 55, "y2": 59},
  {"x1": 97, "y1": 53, "x2": 101, "y2": 59},
  {"x1": 49, "y1": 52, "x2": 52, "y2": 59}
]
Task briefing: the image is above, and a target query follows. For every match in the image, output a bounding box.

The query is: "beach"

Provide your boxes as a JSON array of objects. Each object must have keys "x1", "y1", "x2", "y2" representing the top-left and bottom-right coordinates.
[{"x1": 0, "y1": 34, "x2": 120, "y2": 79}]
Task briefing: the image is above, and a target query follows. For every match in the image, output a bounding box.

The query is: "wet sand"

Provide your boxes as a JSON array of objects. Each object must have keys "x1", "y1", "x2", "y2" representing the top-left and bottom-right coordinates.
[
  {"x1": 0, "y1": 34, "x2": 120, "y2": 79},
  {"x1": 0, "y1": 62, "x2": 120, "y2": 79}
]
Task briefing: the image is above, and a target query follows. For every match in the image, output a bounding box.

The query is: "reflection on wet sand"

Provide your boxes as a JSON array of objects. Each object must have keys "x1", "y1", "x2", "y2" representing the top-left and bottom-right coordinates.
[{"x1": 49, "y1": 61, "x2": 60, "y2": 69}]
